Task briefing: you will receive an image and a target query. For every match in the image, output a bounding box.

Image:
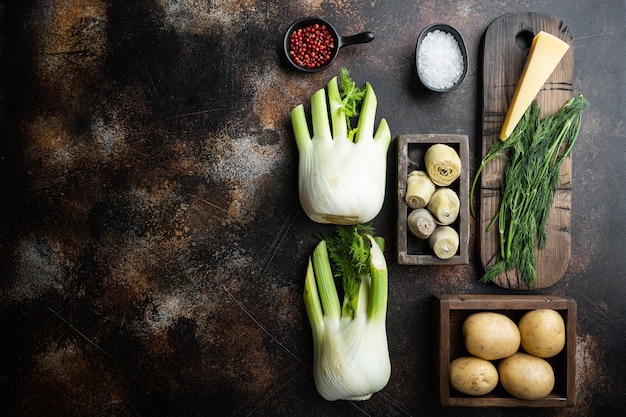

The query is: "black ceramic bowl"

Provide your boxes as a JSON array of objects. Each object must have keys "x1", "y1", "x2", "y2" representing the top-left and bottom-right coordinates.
[
  {"x1": 284, "y1": 17, "x2": 374, "y2": 73},
  {"x1": 415, "y1": 24, "x2": 468, "y2": 92}
]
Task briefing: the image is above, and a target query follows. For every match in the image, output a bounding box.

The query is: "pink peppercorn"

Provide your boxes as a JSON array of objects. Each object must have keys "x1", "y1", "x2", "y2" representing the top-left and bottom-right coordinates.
[{"x1": 288, "y1": 23, "x2": 335, "y2": 69}]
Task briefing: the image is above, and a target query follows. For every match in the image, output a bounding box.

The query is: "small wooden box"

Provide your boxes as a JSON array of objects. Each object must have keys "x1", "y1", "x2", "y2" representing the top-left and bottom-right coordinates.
[
  {"x1": 433, "y1": 294, "x2": 577, "y2": 407},
  {"x1": 397, "y1": 134, "x2": 469, "y2": 265}
]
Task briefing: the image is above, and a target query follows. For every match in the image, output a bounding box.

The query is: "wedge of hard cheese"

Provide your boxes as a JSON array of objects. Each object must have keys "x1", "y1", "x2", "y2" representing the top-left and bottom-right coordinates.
[{"x1": 499, "y1": 31, "x2": 570, "y2": 140}]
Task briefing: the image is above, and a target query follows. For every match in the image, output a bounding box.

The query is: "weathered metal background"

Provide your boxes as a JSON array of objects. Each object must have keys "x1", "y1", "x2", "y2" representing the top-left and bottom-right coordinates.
[{"x1": 1, "y1": 1, "x2": 625, "y2": 416}]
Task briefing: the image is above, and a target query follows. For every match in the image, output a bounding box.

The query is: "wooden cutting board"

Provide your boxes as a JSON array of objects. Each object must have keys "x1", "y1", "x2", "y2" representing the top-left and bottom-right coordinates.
[{"x1": 479, "y1": 12, "x2": 574, "y2": 290}]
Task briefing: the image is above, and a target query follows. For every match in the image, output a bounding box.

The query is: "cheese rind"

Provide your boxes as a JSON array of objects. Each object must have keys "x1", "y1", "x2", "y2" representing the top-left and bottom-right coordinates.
[{"x1": 499, "y1": 31, "x2": 570, "y2": 140}]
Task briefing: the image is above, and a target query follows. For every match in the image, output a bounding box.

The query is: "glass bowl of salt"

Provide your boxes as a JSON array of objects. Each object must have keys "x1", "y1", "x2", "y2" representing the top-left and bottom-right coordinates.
[{"x1": 415, "y1": 24, "x2": 468, "y2": 92}]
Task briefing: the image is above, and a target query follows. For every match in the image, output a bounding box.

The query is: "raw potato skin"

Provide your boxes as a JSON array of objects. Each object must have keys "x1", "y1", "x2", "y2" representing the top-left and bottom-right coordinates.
[
  {"x1": 462, "y1": 312, "x2": 521, "y2": 360},
  {"x1": 498, "y1": 352, "x2": 555, "y2": 400},
  {"x1": 450, "y1": 356, "x2": 498, "y2": 396},
  {"x1": 518, "y1": 309, "x2": 566, "y2": 358}
]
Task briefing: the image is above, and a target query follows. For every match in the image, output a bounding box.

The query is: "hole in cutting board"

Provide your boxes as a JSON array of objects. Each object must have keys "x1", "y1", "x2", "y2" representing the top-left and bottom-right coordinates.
[{"x1": 515, "y1": 30, "x2": 534, "y2": 50}]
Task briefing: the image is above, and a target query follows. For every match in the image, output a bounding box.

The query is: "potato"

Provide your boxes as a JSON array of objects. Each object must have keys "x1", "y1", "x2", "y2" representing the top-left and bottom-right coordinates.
[
  {"x1": 498, "y1": 352, "x2": 555, "y2": 400},
  {"x1": 449, "y1": 356, "x2": 498, "y2": 396},
  {"x1": 462, "y1": 312, "x2": 520, "y2": 360},
  {"x1": 518, "y1": 309, "x2": 566, "y2": 358}
]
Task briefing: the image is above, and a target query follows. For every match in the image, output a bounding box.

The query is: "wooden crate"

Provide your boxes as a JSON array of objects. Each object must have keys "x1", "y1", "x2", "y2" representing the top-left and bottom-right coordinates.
[
  {"x1": 397, "y1": 134, "x2": 469, "y2": 265},
  {"x1": 433, "y1": 294, "x2": 577, "y2": 407}
]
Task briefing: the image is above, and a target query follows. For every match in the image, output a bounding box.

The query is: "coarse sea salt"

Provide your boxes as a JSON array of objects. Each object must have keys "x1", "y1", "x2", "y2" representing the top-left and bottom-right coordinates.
[{"x1": 418, "y1": 30, "x2": 464, "y2": 90}]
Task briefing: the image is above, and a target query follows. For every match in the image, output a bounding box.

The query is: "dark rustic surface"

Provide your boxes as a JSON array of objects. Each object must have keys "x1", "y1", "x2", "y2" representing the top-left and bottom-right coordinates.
[{"x1": 0, "y1": 1, "x2": 624, "y2": 416}]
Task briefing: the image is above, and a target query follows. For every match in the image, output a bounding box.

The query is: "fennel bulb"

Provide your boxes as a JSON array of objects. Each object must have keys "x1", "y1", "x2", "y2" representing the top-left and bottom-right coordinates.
[
  {"x1": 291, "y1": 71, "x2": 391, "y2": 225},
  {"x1": 303, "y1": 225, "x2": 391, "y2": 401}
]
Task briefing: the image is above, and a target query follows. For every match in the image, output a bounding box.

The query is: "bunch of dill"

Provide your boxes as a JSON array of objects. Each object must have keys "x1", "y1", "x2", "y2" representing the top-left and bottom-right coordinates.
[{"x1": 471, "y1": 95, "x2": 588, "y2": 287}]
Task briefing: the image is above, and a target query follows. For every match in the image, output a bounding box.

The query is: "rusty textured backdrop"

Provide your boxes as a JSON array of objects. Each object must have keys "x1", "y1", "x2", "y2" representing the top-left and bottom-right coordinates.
[{"x1": 1, "y1": 0, "x2": 625, "y2": 416}]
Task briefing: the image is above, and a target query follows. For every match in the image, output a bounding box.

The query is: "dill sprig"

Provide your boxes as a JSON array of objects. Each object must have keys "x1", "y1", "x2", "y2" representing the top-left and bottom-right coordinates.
[
  {"x1": 339, "y1": 67, "x2": 367, "y2": 141},
  {"x1": 471, "y1": 95, "x2": 588, "y2": 287},
  {"x1": 322, "y1": 224, "x2": 380, "y2": 318}
]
